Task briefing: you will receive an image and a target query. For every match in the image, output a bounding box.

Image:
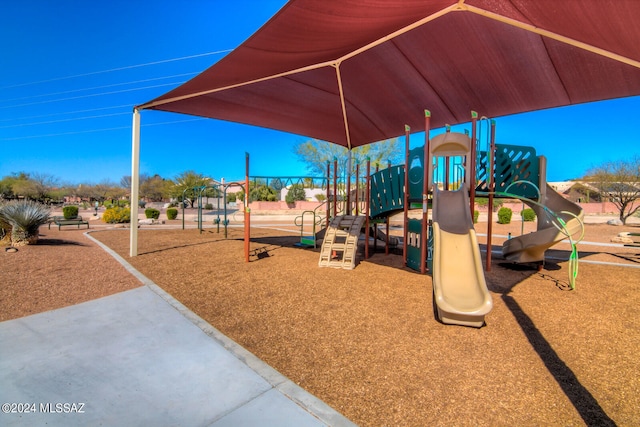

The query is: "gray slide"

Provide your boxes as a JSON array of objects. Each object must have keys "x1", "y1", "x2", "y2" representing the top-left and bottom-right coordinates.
[
  {"x1": 431, "y1": 188, "x2": 493, "y2": 327},
  {"x1": 502, "y1": 184, "x2": 584, "y2": 263}
]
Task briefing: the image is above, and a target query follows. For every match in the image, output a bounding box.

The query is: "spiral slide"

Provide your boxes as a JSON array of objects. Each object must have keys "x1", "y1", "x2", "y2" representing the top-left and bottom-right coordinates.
[
  {"x1": 502, "y1": 184, "x2": 584, "y2": 264},
  {"x1": 431, "y1": 188, "x2": 493, "y2": 327}
]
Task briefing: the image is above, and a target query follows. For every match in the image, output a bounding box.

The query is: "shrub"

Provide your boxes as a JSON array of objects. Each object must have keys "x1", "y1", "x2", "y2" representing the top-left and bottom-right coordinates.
[
  {"x1": 166, "y1": 208, "x2": 178, "y2": 220},
  {"x1": 285, "y1": 184, "x2": 307, "y2": 204},
  {"x1": 521, "y1": 208, "x2": 536, "y2": 222},
  {"x1": 102, "y1": 207, "x2": 131, "y2": 224},
  {"x1": 497, "y1": 207, "x2": 513, "y2": 224},
  {"x1": 473, "y1": 210, "x2": 479, "y2": 224},
  {"x1": 204, "y1": 203, "x2": 213, "y2": 210},
  {"x1": 315, "y1": 194, "x2": 326, "y2": 203},
  {"x1": 250, "y1": 184, "x2": 277, "y2": 201},
  {"x1": 475, "y1": 198, "x2": 504, "y2": 210},
  {"x1": 62, "y1": 205, "x2": 79, "y2": 219},
  {"x1": 145, "y1": 208, "x2": 160, "y2": 219},
  {"x1": 0, "y1": 200, "x2": 51, "y2": 246},
  {"x1": 226, "y1": 192, "x2": 237, "y2": 203}
]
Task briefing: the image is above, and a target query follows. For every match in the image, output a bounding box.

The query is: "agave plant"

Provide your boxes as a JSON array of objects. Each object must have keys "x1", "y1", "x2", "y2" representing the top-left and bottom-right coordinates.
[
  {"x1": 0, "y1": 202, "x2": 10, "y2": 245},
  {"x1": 0, "y1": 200, "x2": 51, "y2": 246}
]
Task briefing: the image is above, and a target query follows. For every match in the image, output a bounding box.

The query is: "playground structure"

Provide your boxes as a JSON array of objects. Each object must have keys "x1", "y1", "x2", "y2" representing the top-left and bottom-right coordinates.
[
  {"x1": 172, "y1": 112, "x2": 584, "y2": 327},
  {"x1": 313, "y1": 111, "x2": 584, "y2": 327}
]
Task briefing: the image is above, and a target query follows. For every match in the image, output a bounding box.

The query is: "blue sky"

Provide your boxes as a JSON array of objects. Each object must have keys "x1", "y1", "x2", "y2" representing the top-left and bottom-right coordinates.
[{"x1": 1, "y1": 1, "x2": 638, "y2": 185}]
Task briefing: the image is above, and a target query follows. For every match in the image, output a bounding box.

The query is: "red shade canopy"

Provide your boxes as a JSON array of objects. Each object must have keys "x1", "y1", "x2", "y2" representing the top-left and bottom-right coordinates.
[{"x1": 139, "y1": 0, "x2": 640, "y2": 149}]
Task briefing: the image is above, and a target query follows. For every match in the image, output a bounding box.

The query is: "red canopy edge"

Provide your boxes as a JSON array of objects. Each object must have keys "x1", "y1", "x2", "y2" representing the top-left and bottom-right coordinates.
[{"x1": 136, "y1": 0, "x2": 640, "y2": 149}]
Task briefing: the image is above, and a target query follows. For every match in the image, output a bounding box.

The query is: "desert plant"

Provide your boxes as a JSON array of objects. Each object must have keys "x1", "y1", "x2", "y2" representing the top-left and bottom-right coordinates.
[
  {"x1": 250, "y1": 184, "x2": 278, "y2": 201},
  {"x1": 0, "y1": 203, "x2": 11, "y2": 245},
  {"x1": 62, "y1": 205, "x2": 79, "y2": 219},
  {"x1": 315, "y1": 194, "x2": 326, "y2": 203},
  {"x1": 226, "y1": 192, "x2": 237, "y2": 203},
  {"x1": 473, "y1": 210, "x2": 479, "y2": 224},
  {"x1": 475, "y1": 198, "x2": 504, "y2": 210},
  {"x1": 145, "y1": 208, "x2": 160, "y2": 219},
  {"x1": 285, "y1": 184, "x2": 306, "y2": 204},
  {"x1": 521, "y1": 208, "x2": 536, "y2": 222},
  {"x1": 204, "y1": 203, "x2": 213, "y2": 210},
  {"x1": 0, "y1": 200, "x2": 51, "y2": 246},
  {"x1": 102, "y1": 206, "x2": 131, "y2": 224},
  {"x1": 166, "y1": 208, "x2": 178, "y2": 220},
  {"x1": 497, "y1": 207, "x2": 513, "y2": 224}
]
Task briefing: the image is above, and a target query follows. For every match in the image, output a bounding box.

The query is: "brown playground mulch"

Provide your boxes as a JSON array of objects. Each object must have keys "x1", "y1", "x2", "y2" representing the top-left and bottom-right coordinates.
[{"x1": 2, "y1": 220, "x2": 639, "y2": 426}]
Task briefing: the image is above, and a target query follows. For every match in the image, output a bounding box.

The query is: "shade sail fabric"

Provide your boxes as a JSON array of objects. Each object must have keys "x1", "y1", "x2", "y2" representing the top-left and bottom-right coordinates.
[{"x1": 139, "y1": 0, "x2": 640, "y2": 149}]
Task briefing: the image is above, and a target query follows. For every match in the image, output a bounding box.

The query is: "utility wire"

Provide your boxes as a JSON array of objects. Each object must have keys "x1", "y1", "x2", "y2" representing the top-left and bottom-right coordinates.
[
  {"x1": 0, "y1": 50, "x2": 232, "y2": 90},
  {"x1": 0, "y1": 72, "x2": 199, "y2": 103},
  {"x1": 1, "y1": 82, "x2": 186, "y2": 109},
  {"x1": 0, "y1": 104, "x2": 132, "y2": 122},
  {"x1": 0, "y1": 112, "x2": 130, "y2": 129},
  {"x1": 0, "y1": 118, "x2": 207, "y2": 141}
]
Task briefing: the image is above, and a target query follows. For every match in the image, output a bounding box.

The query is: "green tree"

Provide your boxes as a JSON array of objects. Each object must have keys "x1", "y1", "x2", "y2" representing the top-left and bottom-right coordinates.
[
  {"x1": 140, "y1": 174, "x2": 172, "y2": 202},
  {"x1": 293, "y1": 138, "x2": 402, "y2": 177},
  {"x1": 250, "y1": 184, "x2": 278, "y2": 201},
  {"x1": 170, "y1": 171, "x2": 211, "y2": 208},
  {"x1": 0, "y1": 175, "x2": 17, "y2": 199},
  {"x1": 585, "y1": 155, "x2": 640, "y2": 224},
  {"x1": 6, "y1": 172, "x2": 37, "y2": 200},
  {"x1": 285, "y1": 183, "x2": 306, "y2": 203}
]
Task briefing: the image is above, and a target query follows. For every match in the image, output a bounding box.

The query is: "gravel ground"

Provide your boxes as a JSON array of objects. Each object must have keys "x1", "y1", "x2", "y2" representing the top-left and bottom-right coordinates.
[{"x1": 1, "y1": 219, "x2": 639, "y2": 426}]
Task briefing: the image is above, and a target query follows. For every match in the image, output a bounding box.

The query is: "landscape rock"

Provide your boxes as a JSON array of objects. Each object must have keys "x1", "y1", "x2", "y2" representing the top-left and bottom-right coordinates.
[
  {"x1": 607, "y1": 218, "x2": 623, "y2": 226},
  {"x1": 611, "y1": 235, "x2": 633, "y2": 244}
]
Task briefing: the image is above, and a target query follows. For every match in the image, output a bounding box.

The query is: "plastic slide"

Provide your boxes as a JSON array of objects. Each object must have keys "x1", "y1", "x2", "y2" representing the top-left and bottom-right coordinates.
[
  {"x1": 502, "y1": 184, "x2": 584, "y2": 263},
  {"x1": 431, "y1": 188, "x2": 493, "y2": 327}
]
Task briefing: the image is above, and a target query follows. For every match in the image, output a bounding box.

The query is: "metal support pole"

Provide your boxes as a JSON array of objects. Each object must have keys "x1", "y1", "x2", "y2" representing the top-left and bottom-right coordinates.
[
  {"x1": 355, "y1": 162, "x2": 359, "y2": 215},
  {"x1": 486, "y1": 120, "x2": 496, "y2": 272},
  {"x1": 421, "y1": 110, "x2": 431, "y2": 274},
  {"x1": 346, "y1": 150, "x2": 352, "y2": 215},
  {"x1": 403, "y1": 125, "x2": 410, "y2": 266},
  {"x1": 245, "y1": 153, "x2": 250, "y2": 263},
  {"x1": 445, "y1": 157, "x2": 450, "y2": 190},
  {"x1": 326, "y1": 161, "x2": 331, "y2": 228},
  {"x1": 333, "y1": 158, "x2": 338, "y2": 217},
  {"x1": 470, "y1": 111, "x2": 478, "y2": 219},
  {"x1": 129, "y1": 108, "x2": 140, "y2": 257},
  {"x1": 365, "y1": 158, "x2": 370, "y2": 259}
]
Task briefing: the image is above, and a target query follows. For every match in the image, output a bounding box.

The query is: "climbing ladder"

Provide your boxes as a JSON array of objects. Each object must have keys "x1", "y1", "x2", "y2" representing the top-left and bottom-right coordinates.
[{"x1": 318, "y1": 215, "x2": 366, "y2": 269}]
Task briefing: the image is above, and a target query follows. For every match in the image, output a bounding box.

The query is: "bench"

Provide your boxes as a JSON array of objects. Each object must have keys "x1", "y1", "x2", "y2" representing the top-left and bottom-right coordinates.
[{"x1": 48, "y1": 216, "x2": 90, "y2": 230}]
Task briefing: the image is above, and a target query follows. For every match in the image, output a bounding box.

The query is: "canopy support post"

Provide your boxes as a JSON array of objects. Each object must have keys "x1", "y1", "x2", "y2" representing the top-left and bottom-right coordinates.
[{"x1": 129, "y1": 109, "x2": 141, "y2": 257}]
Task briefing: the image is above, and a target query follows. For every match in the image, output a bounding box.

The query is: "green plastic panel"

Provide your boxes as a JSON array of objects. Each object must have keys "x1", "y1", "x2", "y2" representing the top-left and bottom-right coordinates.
[
  {"x1": 369, "y1": 165, "x2": 405, "y2": 218},
  {"x1": 407, "y1": 145, "x2": 425, "y2": 202},
  {"x1": 476, "y1": 143, "x2": 540, "y2": 199}
]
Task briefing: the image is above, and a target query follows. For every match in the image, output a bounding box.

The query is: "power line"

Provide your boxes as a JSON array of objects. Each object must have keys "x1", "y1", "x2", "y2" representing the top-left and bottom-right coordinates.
[
  {"x1": 0, "y1": 72, "x2": 199, "y2": 103},
  {"x1": 0, "y1": 50, "x2": 232, "y2": 91},
  {"x1": 1, "y1": 81, "x2": 186, "y2": 109},
  {"x1": 0, "y1": 112, "x2": 130, "y2": 129},
  {"x1": 0, "y1": 118, "x2": 207, "y2": 141},
  {"x1": 0, "y1": 104, "x2": 133, "y2": 122}
]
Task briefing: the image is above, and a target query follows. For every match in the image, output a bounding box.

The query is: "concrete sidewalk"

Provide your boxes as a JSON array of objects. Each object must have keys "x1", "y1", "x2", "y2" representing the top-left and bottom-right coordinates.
[{"x1": 0, "y1": 283, "x2": 354, "y2": 426}]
